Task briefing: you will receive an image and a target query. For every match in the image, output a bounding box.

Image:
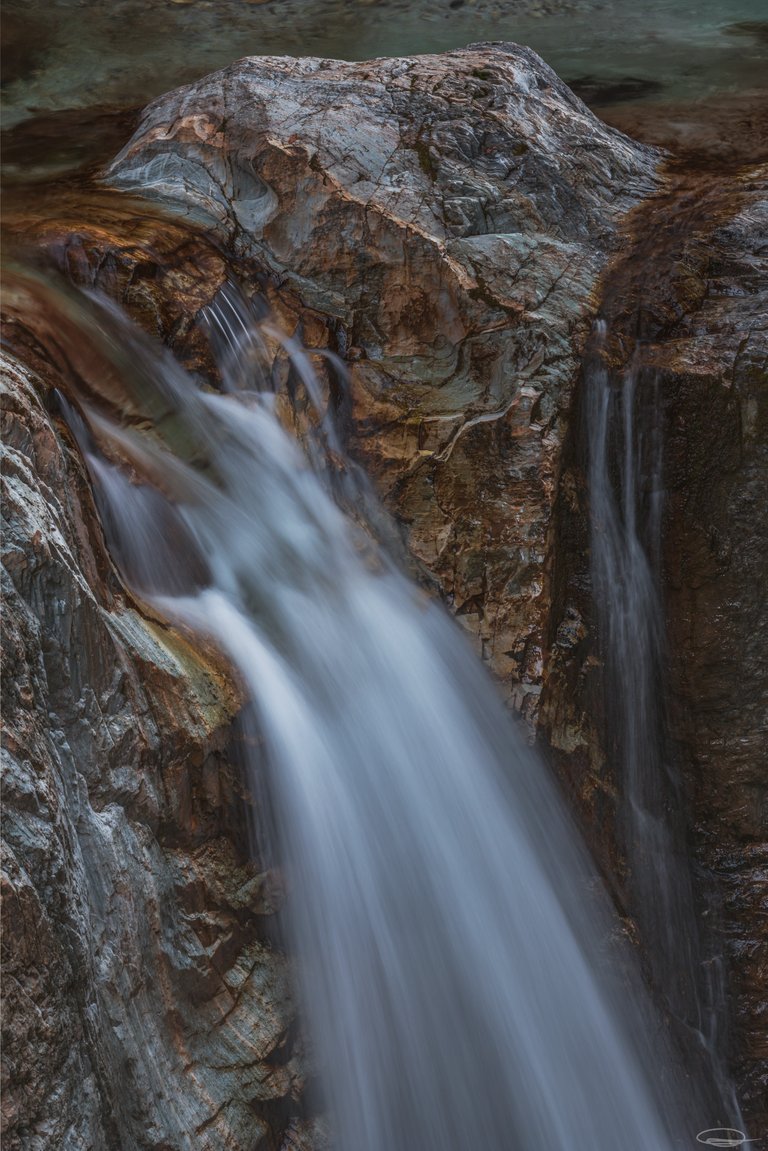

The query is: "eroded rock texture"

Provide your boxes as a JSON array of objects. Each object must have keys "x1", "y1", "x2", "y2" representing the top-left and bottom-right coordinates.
[
  {"x1": 105, "y1": 43, "x2": 660, "y2": 721},
  {"x1": 102, "y1": 44, "x2": 767, "y2": 1128},
  {"x1": 0, "y1": 352, "x2": 318, "y2": 1149}
]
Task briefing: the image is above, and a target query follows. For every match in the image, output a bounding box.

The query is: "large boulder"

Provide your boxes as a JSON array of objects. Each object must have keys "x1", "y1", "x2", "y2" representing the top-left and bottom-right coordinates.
[
  {"x1": 105, "y1": 43, "x2": 660, "y2": 721},
  {"x1": 2, "y1": 47, "x2": 663, "y2": 1148},
  {"x1": 103, "y1": 45, "x2": 768, "y2": 1127}
]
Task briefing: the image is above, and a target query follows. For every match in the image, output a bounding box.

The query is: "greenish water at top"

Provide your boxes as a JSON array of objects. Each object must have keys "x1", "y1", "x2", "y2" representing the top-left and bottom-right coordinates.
[{"x1": 3, "y1": 0, "x2": 767, "y2": 135}]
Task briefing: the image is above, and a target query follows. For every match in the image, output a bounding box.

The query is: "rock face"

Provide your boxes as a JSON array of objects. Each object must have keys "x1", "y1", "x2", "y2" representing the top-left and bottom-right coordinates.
[
  {"x1": 657, "y1": 177, "x2": 768, "y2": 1129},
  {"x1": 0, "y1": 344, "x2": 318, "y2": 1149},
  {"x1": 539, "y1": 165, "x2": 768, "y2": 1127},
  {"x1": 105, "y1": 43, "x2": 660, "y2": 722}
]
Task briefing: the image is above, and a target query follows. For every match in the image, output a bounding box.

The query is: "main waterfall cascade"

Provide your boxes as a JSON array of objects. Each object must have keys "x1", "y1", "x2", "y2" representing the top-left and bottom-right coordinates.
[
  {"x1": 585, "y1": 323, "x2": 743, "y2": 1126},
  {"x1": 51, "y1": 277, "x2": 700, "y2": 1149}
]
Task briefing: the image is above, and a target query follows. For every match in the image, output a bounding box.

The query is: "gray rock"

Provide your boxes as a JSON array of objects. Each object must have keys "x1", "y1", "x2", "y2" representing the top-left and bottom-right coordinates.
[
  {"x1": 1, "y1": 355, "x2": 307, "y2": 1150},
  {"x1": 105, "y1": 43, "x2": 660, "y2": 723}
]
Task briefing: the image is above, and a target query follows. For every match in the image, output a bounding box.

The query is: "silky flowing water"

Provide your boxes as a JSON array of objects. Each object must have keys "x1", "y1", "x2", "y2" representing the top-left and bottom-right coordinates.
[
  {"x1": 585, "y1": 324, "x2": 743, "y2": 1125},
  {"x1": 45, "y1": 278, "x2": 700, "y2": 1149}
]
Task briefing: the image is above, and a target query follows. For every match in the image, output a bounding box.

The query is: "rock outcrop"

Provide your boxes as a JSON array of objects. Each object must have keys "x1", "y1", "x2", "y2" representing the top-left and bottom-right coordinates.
[
  {"x1": 104, "y1": 43, "x2": 660, "y2": 722},
  {"x1": 101, "y1": 45, "x2": 768, "y2": 1129},
  {"x1": 3, "y1": 47, "x2": 663, "y2": 1148},
  {"x1": 656, "y1": 177, "x2": 768, "y2": 1129}
]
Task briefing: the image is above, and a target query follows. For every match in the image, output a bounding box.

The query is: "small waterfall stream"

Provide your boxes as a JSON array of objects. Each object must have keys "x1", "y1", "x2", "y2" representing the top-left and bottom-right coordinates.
[
  {"x1": 54, "y1": 280, "x2": 699, "y2": 1150},
  {"x1": 586, "y1": 325, "x2": 693, "y2": 988},
  {"x1": 585, "y1": 322, "x2": 741, "y2": 1124}
]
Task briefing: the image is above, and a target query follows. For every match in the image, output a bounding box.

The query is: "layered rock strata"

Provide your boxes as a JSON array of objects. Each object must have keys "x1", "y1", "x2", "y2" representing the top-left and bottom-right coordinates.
[{"x1": 1, "y1": 345, "x2": 317, "y2": 1148}]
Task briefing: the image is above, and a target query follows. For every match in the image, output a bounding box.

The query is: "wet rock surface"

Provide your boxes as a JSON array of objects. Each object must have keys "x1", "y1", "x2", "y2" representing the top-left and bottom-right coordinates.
[
  {"x1": 2, "y1": 47, "x2": 662, "y2": 1148},
  {"x1": 0, "y1": 351, "x2": 319, "y2": 1149},
  {"x1": 658, "y1": 176, "x2": 768, "y2": 1130},
  {"x1": 597, "y1": 88, "x2": 768, "y2": 167},
  {"x1": 540, "y1": 163, "x2": 768, "y2": 1129},
  {"x1": 105, "y1": 43, "x2": 660, "y2": 723}
]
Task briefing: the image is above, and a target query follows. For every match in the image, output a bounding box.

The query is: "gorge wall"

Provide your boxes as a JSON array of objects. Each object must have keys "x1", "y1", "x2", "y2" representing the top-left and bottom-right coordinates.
[
  {"x1": 2, "y1": 43, "x2": 766, "y2": 1146},
  {"x1": 539, "y1": 164, "x2": 768, "y2": 1125}
]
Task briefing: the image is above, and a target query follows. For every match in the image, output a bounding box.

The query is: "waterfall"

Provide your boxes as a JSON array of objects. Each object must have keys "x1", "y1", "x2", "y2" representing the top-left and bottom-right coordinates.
[
  {"x1": 585, "y1": 321, "x2": 741, "y2": 1124},
  {"x1": 57, "y1": 281, "x2": 696, "y2": 1150}
]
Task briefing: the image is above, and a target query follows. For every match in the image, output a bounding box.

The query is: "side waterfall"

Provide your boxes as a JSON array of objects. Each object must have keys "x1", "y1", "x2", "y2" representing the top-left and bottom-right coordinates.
[
  {"x1": 585, "y1": 322, "x2": 741, "y2": 1124},
  {"x1": 57, "y1": 282, "x2": 696, "y2": 1149}
]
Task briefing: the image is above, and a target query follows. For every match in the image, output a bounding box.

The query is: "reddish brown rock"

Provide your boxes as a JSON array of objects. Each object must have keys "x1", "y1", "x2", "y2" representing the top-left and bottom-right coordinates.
[
  {"x1": 539, "y1": 164, "x2": 768, "y2": 1129},
  {"x1": 104, "y1": 44, "x2": 661, "y2": 723},
  {"x1": 658, "y1": 177, "x2": 768, "y2": 1131}
]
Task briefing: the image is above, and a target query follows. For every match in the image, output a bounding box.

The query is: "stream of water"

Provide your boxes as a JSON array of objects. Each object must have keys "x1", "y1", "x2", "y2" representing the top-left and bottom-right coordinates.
[
  {"x1": 585, "y1": 324, "x2": 742, "y2": 1125},
  {"x1": 52, "y1": 280, "x2": 699, "y2": 1149}
]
